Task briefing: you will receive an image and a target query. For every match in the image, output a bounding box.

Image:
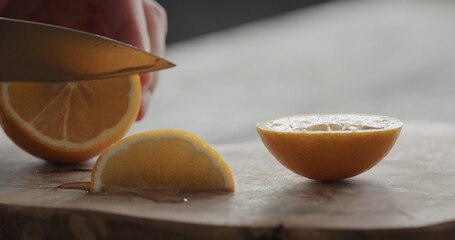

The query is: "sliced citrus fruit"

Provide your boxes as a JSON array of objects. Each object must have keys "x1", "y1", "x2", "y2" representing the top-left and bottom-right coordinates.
[
  {"x1": 90, "y1": 129, "x2": 235, "y2": 194},
  {"x1": 0, "y1": 75, "x2": 141, "y2": 163},
  {"x1": 256, "y1": 114, "x2": 402, "y2": 181}
]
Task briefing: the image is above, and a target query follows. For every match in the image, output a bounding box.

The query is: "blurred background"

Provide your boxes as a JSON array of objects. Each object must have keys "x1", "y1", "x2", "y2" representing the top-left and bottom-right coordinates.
[
  {"x1": 130, "y1": 0, "x2": 455, "y2": 144},
  {"x1": 156, "y1": 0, "x2": 333, "y2": 44}
]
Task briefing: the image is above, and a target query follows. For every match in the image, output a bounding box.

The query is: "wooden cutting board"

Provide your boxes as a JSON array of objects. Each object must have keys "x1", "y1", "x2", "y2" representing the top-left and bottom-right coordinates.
[{"x1": 1, "y1": 122, "x2": 455, "y2": 240}]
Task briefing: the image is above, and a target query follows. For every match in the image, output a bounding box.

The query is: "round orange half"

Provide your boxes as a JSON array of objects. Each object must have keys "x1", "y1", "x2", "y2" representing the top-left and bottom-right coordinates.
[{"x1": 256, "y1": 114, "x2": 402, "y2": 180}]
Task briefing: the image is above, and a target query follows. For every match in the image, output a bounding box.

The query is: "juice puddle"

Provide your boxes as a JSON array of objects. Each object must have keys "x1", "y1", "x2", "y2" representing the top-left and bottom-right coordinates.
[
  {"x1": 57, "y1": 182, "x2": 90, "y2": 191},
  {"x1": 104, "y1": 187, "x2": 188, "y2": 203},
  {"x1": 57, "y1": 182, "x2": 228, "y2": 203}
]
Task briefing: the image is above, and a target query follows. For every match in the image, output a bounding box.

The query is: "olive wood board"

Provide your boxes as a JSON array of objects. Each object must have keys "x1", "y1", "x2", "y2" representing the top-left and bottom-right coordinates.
[{"x1": 1, "y1": 122, "x2": 455, "y2": 240}]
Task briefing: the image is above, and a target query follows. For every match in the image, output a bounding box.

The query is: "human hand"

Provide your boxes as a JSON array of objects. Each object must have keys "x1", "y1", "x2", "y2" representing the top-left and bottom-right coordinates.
[{"x1": 0, "y1": 0, "x2": 167, "y2": 120}]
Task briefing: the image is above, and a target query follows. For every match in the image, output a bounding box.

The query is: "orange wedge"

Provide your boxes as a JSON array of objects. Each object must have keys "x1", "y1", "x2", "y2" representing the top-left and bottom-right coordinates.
[
  {"x1": 90, "y1": 129, "x2": 234, "y2": 194},
  {"x1": 0, "y1": 75, "x2": 141, "y2": 163},
  {"x1": 256, "y1": 114, "x2": 402, "y2": 181}
]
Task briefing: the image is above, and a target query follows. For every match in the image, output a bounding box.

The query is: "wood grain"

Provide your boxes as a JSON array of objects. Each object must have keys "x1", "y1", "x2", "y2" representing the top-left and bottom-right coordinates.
[{"x1": 1, "y1": 122, "x2": 455, "y2": 239}]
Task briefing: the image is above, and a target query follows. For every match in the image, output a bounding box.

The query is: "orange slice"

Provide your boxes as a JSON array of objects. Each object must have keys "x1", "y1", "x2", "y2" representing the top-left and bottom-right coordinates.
[
  {"x1": 0, "y1": 75, "x2": 141, "y2": 163},
  {"x1": 256, "y1": 114, "x2": 402, "y2": 180},
  {"x1": 90, "y1": 129, "x2": 234, "y2": 194}
]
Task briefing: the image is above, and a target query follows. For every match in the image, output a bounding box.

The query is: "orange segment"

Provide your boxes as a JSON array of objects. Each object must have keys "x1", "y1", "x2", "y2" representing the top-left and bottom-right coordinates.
[
  {"x1": 0, "y1": 75, "x2": 141, "y2": 163},
  {"x1": 90, "y1": 129, "x2": 235, "y2": 194},
  {"x1": 256, "y1": 114, "x2": 402, "y2": 180}
]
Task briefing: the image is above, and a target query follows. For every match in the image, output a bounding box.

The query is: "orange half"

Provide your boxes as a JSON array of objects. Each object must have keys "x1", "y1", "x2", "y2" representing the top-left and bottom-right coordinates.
[{"x1": 256, "y1": 114, "x2": 402, "y2": 180}]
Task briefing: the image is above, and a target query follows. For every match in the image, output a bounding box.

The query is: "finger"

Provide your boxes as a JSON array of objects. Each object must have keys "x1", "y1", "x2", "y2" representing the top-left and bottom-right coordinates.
[
  {"x1": 137, "y1": 0, "x2": 166, "y2": 120},
  {"x1": 136, "y1": 84, "x2": 150, "y2": 121},
  {"x1": 136, "y1": 71, "x2": 158, "y2": 121},
  {"x1": 98, "y1": 0, "x2": 150, "y2": 51},
  {"x1": 142, "y1": 0, "x2": 167, "y2": 56},
  {"x1": 140, "y1": 0, "x2": 166, "y2": 91}
]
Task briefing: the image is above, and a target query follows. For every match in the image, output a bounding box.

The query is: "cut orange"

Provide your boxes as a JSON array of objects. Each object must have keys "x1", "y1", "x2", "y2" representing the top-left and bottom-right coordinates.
[
  {"x1": 90, "y1": 129, "x2": 234, "y2": 194},
  {"x1": 0, "y1": 75, "x2": 141, "y2": 163},
  {"x1": 256, "y1": 114, "x2": 402, "y2": 181}
]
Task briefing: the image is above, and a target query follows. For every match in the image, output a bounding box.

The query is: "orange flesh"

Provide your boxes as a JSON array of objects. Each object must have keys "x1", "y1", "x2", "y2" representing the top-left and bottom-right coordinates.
[
  {"x1": 91, "y1": 130, "x2": 234, "y2": 193},
  {"x1": 8, "y1": 80, "x2": 131, "y2": 143},
  {"x1": 100, "y1": 138, "x2": 227, "y2": 192}
]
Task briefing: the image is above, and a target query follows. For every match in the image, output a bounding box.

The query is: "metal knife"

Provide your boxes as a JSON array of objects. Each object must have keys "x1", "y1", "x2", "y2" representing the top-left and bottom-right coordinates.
[{"x1": 0, "y1": 17, "x2": 175, "y2": 82}]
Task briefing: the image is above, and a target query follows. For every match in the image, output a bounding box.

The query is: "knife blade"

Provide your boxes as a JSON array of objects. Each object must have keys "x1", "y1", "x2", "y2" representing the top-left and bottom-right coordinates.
[{"x1": 0, "y1": 17, "x2": 175, "y2": 82}]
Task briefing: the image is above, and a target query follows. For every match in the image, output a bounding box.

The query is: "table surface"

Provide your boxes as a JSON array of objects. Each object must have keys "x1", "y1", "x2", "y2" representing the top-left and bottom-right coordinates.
[{"x1": 1, "y1": 122, "x2": 455, "y2": 239}]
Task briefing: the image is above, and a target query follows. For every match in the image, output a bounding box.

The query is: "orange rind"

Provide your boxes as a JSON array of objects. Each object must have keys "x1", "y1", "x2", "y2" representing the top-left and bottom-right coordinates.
[{"x1": 256, "y1": 114, "x2": 402, "y2": 180}]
